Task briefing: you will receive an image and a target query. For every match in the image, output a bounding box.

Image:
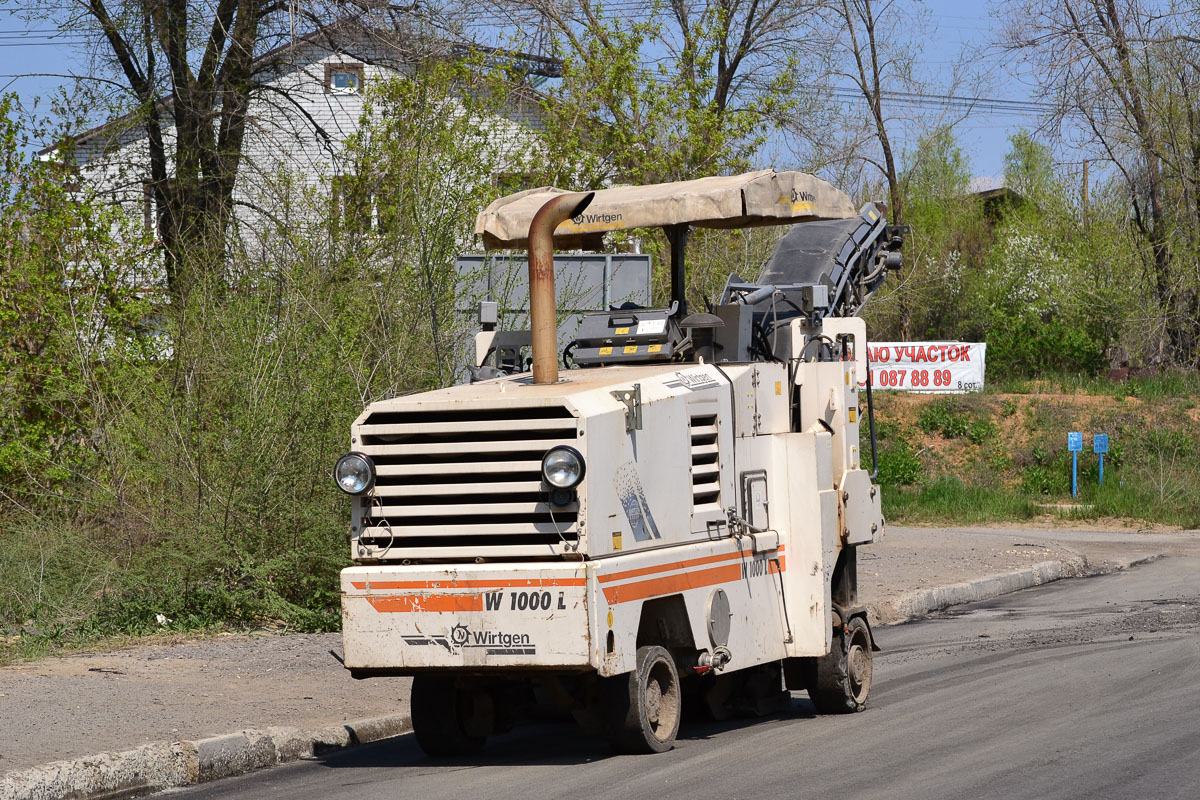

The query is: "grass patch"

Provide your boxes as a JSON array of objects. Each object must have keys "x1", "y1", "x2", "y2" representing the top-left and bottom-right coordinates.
[
  {"x1": 883, "y1": 477, "x2": 1041, "y2": 524},
  {"x1": 872, "y1": 380, "x2": 1200, "y2": 528},
  {"x1": 987, "y1": 369, "x2": 1200, "y2": 399}
]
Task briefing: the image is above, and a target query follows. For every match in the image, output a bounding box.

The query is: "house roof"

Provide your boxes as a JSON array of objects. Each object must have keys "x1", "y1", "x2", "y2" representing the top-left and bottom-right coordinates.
[{"x1": 39, "y1": 18, "x2": 561, "y2": 156}]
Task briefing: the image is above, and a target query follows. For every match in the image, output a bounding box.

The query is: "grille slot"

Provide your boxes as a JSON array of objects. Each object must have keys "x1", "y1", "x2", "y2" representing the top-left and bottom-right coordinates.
[
  {"x1": 690, "y1": 412, "x2": 721, "y2": 513},
  {"x1": 357, "y1": 404, "x2": 579, "y2": 559}
]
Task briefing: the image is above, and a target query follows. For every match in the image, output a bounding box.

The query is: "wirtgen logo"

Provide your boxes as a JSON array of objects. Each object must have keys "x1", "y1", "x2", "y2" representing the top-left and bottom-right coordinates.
[
  {"x1": 402, "y1": 624, "x2": 536, "y2": 656},
  {"x1": 571, "y1": 210, "x2": 623, "y2": 226}
]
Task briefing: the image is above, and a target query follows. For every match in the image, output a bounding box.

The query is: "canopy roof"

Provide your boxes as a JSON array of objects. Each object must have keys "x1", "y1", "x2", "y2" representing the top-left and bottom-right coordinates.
[{"x1": 475, "y1": 169, "x2": 857, "y2": 250}]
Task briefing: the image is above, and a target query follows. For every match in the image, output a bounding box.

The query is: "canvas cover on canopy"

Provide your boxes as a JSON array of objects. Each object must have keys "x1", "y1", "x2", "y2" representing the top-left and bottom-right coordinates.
[{"x1": 475, "y1": 169, "x2": 857, "y2": 250}]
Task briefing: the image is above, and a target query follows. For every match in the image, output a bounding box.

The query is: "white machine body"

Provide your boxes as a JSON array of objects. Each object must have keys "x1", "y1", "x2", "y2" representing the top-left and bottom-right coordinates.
[{"x1": 340, "y1": 316, "x2": 882, "y2": 676}]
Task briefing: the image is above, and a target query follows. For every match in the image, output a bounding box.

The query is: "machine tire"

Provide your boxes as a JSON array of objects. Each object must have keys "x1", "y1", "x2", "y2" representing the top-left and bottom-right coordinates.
[
  {"x1": 606, "y1": 645, "x2": 682, "y2": 753},
  {"x1": 411, "y1": 675, "x2": 487, "y2": 757},
  {"x1": 808, "y1": 616, "x2": 873, "y2": 714}
]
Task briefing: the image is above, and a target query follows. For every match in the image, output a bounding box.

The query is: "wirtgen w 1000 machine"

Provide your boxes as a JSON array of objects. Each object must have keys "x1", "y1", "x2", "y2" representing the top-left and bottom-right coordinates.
[{"x1": 333, "y1": 170, "x2": 904, "y2": 755}]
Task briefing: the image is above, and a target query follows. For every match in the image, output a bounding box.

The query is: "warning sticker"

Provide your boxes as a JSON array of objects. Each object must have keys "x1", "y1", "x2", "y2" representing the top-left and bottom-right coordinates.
[{"x1": 636, "y1": 319, "x2": 666, "y2": 336}]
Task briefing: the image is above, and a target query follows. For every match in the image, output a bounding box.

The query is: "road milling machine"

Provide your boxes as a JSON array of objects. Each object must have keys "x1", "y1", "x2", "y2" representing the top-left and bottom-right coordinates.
[{"x1": 334, "y1": 170, "x2": 905, "y2": 755}]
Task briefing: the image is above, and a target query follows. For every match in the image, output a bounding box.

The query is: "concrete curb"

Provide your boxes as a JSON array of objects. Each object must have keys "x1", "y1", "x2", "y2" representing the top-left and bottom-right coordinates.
[
  {"x1": 869, "y1": 555, "x2": 1091, "y2": 626},
  {"x1": 0, "y1": 714, "x2": 410, "y2": 800},
  {"x1": 867, "y1": 552, "x2": 1166, "y2": 626}
]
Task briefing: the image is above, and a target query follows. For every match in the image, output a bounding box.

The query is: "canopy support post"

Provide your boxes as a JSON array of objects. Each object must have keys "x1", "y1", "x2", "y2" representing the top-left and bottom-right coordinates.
[{"x1": 666, "y1": 223, "x2": 691, "y2": 317}]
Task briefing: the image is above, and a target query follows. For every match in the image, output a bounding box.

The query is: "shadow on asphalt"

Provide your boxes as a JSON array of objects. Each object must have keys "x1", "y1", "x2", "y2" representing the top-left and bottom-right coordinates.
[{"x1": 317, "y1": 696, "x2": 817, "y2": 769}]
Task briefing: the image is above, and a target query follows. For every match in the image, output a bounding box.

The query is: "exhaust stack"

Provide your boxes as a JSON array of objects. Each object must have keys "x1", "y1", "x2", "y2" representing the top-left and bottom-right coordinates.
[{"x1": 528, "y1": 192, "x2": 595, "y2": 384}]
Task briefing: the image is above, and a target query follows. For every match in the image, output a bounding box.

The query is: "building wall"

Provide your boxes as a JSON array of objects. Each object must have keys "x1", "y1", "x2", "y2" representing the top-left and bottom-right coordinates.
[{"x1": 66, "y1": 29, "x2": 541, "y2": 247}]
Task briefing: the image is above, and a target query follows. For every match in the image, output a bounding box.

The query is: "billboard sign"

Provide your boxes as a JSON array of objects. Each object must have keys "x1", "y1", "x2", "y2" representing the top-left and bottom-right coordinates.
[{"x1": 867, "y1": 342, "x2": 986, "y2": 393}]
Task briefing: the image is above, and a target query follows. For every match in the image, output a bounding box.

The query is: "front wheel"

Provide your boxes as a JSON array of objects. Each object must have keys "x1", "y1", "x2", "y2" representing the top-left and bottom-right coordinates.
[
  {"x1": 605, "y1": 645, "x2": 682, "y2": 753},
  {"x1": 411, "y1": 675, "x2": 487, "y2": 757},
  {"x1": 808, "y1": 616, "x2": 873, "y2": 713}
]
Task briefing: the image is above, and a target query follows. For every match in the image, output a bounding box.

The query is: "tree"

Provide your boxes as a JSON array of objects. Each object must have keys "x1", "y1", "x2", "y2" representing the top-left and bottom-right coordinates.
[
  {"x1": 863, "y1": 126, "x2": 983, "y2": 341},
  {"x1": 1001, "y1": 0, "x2": 1200, "y2": 366},
  {"x1": 491, "y1": 0, "x2": 825, "y2": 186},
  {"x1": 819, "y1": 0, "x2": 981, "y2": 338},
  {"x1": 336, "y1": 60, "x2": 521, "y2": 386},
  {"x1": 0, "y1": 95, "x2": 152, "y2": 500},
  {"x1": 476, "y1": 1, "x2": 826, "y2": 309},
  {"x1": 31, "y1": 3, "x2": 435, "y2": 307}
]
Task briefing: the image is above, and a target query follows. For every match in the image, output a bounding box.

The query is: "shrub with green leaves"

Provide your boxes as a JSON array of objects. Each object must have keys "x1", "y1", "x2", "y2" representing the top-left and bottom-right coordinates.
[{"x1": 917, "y1": 399, "x2": 969, "y2": 438}]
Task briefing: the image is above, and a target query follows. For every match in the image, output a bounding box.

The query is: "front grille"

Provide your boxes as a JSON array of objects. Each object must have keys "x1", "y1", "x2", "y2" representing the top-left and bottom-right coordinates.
[
  {"x1": 690, "y1": 412, "x2": 721, "y2": 513},
  {"x1": 354, "y1": 403, "x2": 579, "y2": 558}
]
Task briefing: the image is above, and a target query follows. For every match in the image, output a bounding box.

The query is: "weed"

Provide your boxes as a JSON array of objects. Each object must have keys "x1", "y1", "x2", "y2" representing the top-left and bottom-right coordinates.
[
  {"x1": 967, "y1": 419, "x2": 998, "y2": 444},
  {"x1": 1021, "y1": 465, "x2": 1067, "y2": 495},
  {"x1": 877, "y1": 436, "x2": 923, "y2": 486},
  {"x1": 917, "y1": 399, "x2": 970, "y2": 438},
  {"x1": 883, "y1": 477, "x2": 1040, "y2": 523}
]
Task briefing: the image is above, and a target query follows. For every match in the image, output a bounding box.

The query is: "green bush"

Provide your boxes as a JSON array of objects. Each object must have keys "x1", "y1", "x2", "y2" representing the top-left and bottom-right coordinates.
[
  {"x1": 967, "y1": 419, "x2": 998, "y2": 444},
  {"x1": 1021, "y1": 464, "x2": 1067, "y2": 495},
  {"x1": 917, "y1": 399, "x2": 969, "y2": 438},
  {"x1": 877, "y1": 437, "x2": 923, "y2": 486}
]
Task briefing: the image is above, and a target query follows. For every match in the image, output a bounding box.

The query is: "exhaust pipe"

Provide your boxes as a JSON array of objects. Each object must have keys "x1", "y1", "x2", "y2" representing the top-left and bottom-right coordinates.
[{"x1": 528, "y1": 191, "x2": 595, "y2": 384}]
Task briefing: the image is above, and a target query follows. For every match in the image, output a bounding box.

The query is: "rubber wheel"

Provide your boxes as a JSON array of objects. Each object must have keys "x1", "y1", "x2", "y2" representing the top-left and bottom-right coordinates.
[
  {"x1": 411, "y1": 675, "x2": 487, "y2": 757},
  {"x1": 808, "y1": 616, "x2": 873, "y2": 713},
  {"x1": 605, "y1": 645, "x2": 682, "y2": 753}
]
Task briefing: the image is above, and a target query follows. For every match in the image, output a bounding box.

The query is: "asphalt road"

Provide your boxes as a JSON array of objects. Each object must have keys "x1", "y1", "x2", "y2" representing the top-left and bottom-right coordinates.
[{"x1": 163, "y1": 557, "x2": 1200, "y2": 800}]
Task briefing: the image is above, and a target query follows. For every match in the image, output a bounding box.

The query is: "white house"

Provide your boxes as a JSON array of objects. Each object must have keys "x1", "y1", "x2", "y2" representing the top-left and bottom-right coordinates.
[{"x1": 46, "y1": 19, "x2": 559, "y2": 243}]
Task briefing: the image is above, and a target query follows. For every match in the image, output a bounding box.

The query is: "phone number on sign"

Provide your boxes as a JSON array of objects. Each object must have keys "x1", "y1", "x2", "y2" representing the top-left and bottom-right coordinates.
[{"x1": 871, "y1": 368, "x2": 953, "y2": 388}]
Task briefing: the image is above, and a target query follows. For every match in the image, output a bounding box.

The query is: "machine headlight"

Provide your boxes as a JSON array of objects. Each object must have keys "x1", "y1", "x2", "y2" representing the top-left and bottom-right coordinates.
[
  {"x1": 334, "y1": 451, "x2": 376, "y2": 495},
  {"x1": 542, "y1": 445, "x2": 585, "y2": 489}
]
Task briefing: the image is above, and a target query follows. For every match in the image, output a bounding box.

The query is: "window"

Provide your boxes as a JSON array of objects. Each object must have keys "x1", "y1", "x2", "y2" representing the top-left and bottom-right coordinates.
[{"x1": 325, "y1": 63, "x2": 364, "y2": 94}]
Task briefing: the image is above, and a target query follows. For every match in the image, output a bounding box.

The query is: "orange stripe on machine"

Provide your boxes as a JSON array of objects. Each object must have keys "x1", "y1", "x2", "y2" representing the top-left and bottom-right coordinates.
[
  {"x1": 597, "y1": 545, "x2": 784, "y2": 586},
  {"x1": 603, "y1": 564, "x2": 745, "y2": 605},
  {"x1": 351, "y1": 577, "x2": 586, "y2": 591},
  {"x1": 366, "y1": 594, "x2": 485, "y2": 613}
]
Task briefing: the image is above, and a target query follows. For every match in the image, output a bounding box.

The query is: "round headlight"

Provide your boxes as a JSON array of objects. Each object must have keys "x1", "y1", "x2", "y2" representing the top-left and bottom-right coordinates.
[
  {"x1": 542, "y1": 446, "x2": 585, "y2": 489},
  {"x1": 334, "y1": 452, "x2": 376, "y2": 495}
]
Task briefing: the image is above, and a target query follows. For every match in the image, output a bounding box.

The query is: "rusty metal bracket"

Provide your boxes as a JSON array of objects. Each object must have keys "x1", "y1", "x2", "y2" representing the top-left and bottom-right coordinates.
[{"x1": 611, "y1": 384, "x2": 643, "y2": 432}]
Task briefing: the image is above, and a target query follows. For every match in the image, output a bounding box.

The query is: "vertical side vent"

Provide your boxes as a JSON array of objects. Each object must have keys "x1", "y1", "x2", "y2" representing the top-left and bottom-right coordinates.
[{"x1": 689, "y1": 412, "x2": 721, "y2": 513}]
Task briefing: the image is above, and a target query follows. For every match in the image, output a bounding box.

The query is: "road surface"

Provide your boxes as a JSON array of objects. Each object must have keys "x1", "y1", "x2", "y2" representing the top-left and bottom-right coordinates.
[{"x1": 164, "y1": 556, "x2": 1200, "y2": 800}]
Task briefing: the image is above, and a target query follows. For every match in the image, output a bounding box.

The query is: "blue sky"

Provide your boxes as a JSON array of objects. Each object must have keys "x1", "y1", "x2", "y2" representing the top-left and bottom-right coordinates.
[{"x1": 0, "y1": 0, "x2": 1040, "y2": 178}]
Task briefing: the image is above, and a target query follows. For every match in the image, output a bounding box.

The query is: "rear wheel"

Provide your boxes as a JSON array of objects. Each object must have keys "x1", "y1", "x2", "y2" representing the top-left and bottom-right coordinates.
[
  {"x1": 808, "y1": 615, "x2": 873, "y2": 713},
  {"x1": 411, "y1": 675, "x2": 487, "y2": 757},
  {"x1": 606, "y1": 645, "x2": 682, "y2": 753}
]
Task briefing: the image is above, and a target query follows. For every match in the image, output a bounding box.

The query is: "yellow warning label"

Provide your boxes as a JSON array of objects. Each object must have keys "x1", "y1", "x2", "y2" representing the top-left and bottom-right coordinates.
[
  {"x1": 845, "y1": 371, "x2": 850, "y2": 385},
  {"x1": 774, "y1": 381, "x2": 782, "y2": 395},
  {"x1": 611, "y1": 533, "x2": 622, "y2": 553},
  {"x1": 615, "y1": 327, "x2": 630, "y2": 335},
  {"x1": 599, "y1": 346, "x2": 613, "y2": 356},
  {"x1": 849, "y1": 407, "x2": 858, "y2": 423},
  {"x1": 648, "y1": 344, "x2": 662, "y2": 353},
  {"x1": 624, "y1": 345, "x2": 638, "y2": 354}
]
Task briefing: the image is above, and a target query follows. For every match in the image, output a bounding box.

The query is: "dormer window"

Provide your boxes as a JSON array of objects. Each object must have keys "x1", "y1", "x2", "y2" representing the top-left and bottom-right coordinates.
[{"x1": 325, "y1": 63, "x2": 363, "y2": 94}]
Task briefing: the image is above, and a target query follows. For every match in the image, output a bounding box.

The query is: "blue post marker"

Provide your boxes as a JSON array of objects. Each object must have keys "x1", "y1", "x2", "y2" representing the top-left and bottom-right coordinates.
[
  {"x1": 1068, "y1": 432, "x2": 1083, "y2": 497},
  {"x1": 1093, "y1": 434, "x2": 1109, "y2": 487}
]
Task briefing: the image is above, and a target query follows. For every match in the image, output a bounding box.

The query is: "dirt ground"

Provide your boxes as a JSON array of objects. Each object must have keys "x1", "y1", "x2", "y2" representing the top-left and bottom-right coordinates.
[
  {"x1": 872, "y1": 390, "x2": 1193, "y2": 490},
  {"x1": 0, "y1": 633, "x2": 411, "y2": 773}
]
